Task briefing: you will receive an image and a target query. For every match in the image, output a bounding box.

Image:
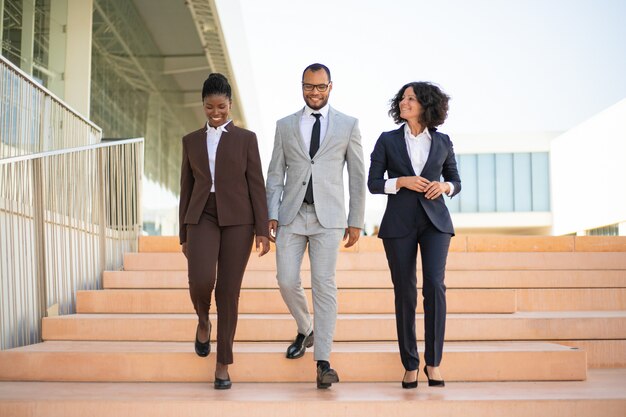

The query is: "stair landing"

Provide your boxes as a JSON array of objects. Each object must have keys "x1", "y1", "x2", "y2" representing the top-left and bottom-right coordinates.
[{"x1": 1, "y1": 369, "x2": 624, "y2": 417}]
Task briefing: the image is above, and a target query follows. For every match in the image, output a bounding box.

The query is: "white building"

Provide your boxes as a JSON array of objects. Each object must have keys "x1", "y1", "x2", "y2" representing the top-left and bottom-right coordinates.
[{"x1": 447, "y1": 99, "x2": 626, "y2": 236}]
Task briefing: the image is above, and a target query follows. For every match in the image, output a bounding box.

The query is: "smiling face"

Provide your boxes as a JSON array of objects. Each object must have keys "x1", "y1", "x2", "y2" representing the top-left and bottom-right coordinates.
[
  {"x1": 302, "y1": 69, "x2": 332, "y2": 110},
  {"x1": 399, "y1": 86, "x2": 422, "y2": 124},
  {"x1": 203, "y1": 94, "x2": 231, "y2": 127}
]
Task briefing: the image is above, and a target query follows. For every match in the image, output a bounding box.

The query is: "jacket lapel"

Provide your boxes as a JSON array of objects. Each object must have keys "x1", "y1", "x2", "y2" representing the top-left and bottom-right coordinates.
[
  {"x1": 315, "y1": 106, "x2": 335, "y2": 157},
  {"x1": 291, "y1": 109, "x2": 309, "y2": 157},
  {"x1": 214, "y1": 121, "x2": 235, "y2": 177},
  {"x1": 196, "y1": 125, "x2": 211, "y2": 179},
  {"x1": 394, "y1": 125, "x2": 415, "y2": 176},
  {"x1": 420, "y1": 128, "x2": 440, "y2": 175}
]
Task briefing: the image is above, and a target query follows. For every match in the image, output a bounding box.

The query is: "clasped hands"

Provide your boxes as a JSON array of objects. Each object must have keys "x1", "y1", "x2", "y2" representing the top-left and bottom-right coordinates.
[{"x1": 397, "y1": 176, "x2": 450, "y2": 199}]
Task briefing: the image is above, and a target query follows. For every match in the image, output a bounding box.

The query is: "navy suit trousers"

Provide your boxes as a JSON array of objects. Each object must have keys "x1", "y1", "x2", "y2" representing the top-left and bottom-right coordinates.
[{"x1": 382, "y1": 202, "x2": 451, "y2": 370}]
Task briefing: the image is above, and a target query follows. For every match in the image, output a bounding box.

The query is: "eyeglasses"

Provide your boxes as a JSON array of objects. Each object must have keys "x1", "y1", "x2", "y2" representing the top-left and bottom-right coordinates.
[{"x1": 302, "y1": 82, "x2": 331, "y2": 92}]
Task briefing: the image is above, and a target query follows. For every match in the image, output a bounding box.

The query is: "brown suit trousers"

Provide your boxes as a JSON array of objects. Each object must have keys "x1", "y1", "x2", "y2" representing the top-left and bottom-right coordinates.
[{"x1": 186, "y1": 194, "x2": 253, "y2": 365}]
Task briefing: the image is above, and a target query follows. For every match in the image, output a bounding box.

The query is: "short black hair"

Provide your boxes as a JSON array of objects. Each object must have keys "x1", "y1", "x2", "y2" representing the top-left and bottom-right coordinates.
[
  {"x1": 202, "y1": 73, "x2": 232, "y2": 101},
  {"x1": 389, "y1": 82, "x2": 450, "y2": 128},
  {"x1": 302, "y1": 63, "x2": 331, "y2": 82}
]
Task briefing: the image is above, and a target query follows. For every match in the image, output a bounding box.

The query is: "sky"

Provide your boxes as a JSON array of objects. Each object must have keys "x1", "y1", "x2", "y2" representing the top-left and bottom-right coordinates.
[{"x1": 205, "y1": 0, "x2": 626, "y2": 232}]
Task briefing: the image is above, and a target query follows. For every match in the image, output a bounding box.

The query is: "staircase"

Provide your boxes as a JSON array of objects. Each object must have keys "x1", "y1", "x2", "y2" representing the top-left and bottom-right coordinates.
[{"x1": 1, "y1": 235, "x2": 625, "y2": 416}]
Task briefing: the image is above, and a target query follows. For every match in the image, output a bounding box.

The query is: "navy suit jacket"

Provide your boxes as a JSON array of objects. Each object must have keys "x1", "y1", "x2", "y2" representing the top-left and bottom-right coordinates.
[{"x1": 368, "y1": 125, "x2": 461, "y2": 238}]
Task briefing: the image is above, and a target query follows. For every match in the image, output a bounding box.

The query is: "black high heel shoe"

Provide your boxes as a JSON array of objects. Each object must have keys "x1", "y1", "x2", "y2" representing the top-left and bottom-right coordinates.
[
  {"x1": 402, "y1": 369, "x2": 418, "y2": 389},
  {"x1": 214, "y1": 372, "x2": 232, "y2": 390},
  {"x1": 194, "y1": 322, "x2": 211, "y2": 357},
  {"x1": 424, "y1": 366, "x2": 445, "y2": 387}
]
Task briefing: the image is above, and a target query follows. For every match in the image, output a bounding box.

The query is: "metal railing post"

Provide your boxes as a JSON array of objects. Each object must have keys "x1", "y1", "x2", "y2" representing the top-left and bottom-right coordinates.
[
  {"x1": 31, "y1": 158, "x2": 48, "y2": 337},
  {"x1": 98, "y1": 148, "x2": 107, "y2": 280}
]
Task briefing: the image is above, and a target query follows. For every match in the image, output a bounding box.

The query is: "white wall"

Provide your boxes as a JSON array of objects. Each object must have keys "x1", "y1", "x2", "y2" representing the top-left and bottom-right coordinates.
[
  {"x1": 550, "y1": 98, "x2": 626, "y2": 235},
  {"x1": 453, "y1": 131, "x2": 557, "y2": 154}
]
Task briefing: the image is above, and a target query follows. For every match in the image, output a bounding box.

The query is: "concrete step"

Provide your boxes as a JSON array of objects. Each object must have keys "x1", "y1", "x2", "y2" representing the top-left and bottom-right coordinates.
[
  {"x1": 122, "y1": 251, "x2": 626, "y2": 271},
  {"x1": 3, "y1": 369, "x2": 626, "y2": 417},
  {"x1": 0, "y1": 341, "x2": 586, "y2": 382},
  {"x1": 104, "y1": 269, "x2": 626, "y2": 289},
  {"x1": 139, "y1": 235, "x2": 626, "y2": 253},
  {"x1": 2, "y1": 369, "x2": 625, "y2": 417},
  {"x1": 516, "y1": 289, "x2": 626, "y2": 311},
  {"x1": 560, "y1": 340, "x2": 626, "y2": 368},
  {"x1": 75, "y1": 288, "x2": 516, "y2": 314},
  {"x1": 77, "y1": 287, "x2": 626, "y2": 313},
  {"x1": 42, "y1": 311, "x2": 626, "y2": 342}
]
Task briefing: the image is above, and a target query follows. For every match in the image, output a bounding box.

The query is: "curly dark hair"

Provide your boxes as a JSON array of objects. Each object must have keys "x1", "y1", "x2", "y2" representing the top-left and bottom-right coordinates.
[
  {"x1": 388, "y1": 82, "x2": 450, "y2": 128},
  {"x1": 202, "y1": 73, "x2": 232, "y2": 101}
]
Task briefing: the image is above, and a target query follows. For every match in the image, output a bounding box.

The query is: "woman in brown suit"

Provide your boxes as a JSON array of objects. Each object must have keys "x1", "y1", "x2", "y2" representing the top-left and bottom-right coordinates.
[{"x1": 179, "y1": 73, "x2": 270, "y2": 389}]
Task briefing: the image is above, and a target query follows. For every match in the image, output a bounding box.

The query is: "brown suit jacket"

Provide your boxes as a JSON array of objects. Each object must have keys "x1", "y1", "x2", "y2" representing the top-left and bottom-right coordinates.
[{"x1": 179, "y1": 122, "x2": 269, "y2": 243}]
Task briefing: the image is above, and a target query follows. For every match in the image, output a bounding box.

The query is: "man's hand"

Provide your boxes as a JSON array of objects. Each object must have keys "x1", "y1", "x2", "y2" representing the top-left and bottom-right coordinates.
[
  {"x1": 181, "y1": 242, "x2": 188, "y2": 258},
  {"x1": 268, "y1": 220, "x2": 278, "y2": 243},
  {"x1": 256, "y1": 236, "x2": 270, "y2": 257},
  {"x1": 397, "y1": 176, "x2": 430, "y2": 192},
  {"x1": 343, "y1": 227, "x2": 361, "y2": 248},
  {"x1": 424, "y1": 181, "x2": 450, "y2": 200}
]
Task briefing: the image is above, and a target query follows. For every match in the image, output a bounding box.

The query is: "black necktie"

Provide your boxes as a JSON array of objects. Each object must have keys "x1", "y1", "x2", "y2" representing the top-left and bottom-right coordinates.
[{"x1": 304, "y1": 113, "x2": 321, "y2": 204}]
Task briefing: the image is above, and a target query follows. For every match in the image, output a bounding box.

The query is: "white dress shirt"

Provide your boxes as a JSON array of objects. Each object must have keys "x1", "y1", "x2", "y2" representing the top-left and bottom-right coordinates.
[
  {"x1": 300, "y1": 104, "x2": 330, "y2": 152},
  {"x1": 206, "y1": 120, "x2": 231, "y2": 192},
  {"x1": 384, "y1": 124, "x2": 454, "y2": 196}
]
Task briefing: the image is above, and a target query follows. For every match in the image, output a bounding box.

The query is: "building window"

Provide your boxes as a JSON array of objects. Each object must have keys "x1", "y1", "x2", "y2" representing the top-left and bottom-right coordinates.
[
  {"x1": 447, "y1": 152, "x2": 550, "y2": 213},
  {"x1": 585, "y1": 224, "x2": 619, "y2": 236}
]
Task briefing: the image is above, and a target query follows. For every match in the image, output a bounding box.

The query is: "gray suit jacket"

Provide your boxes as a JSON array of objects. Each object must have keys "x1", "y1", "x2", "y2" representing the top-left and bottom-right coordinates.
[{"x1": 266, "y1": 106, "x2": 365, "y2": 229}]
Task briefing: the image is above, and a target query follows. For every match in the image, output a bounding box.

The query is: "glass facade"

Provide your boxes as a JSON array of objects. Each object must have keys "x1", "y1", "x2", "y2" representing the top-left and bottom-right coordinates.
[
  {"x1": 90, "y1": 0, "x2": 197, "y2": 194},
  {"x1": 1, "y1": 0, "x2": 55, "y2": 85},
  {"x1": 1, "y1": 0, "x2": 24, "y2": 67},
  {"x1": 447, "y1": 152, "x2": 551, "y2": 213}
]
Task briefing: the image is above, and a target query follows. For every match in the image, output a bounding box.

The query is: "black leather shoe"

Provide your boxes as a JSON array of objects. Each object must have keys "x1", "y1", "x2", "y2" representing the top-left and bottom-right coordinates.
[
  {"x1": 286, "y1": 331, "x2": 314, "y2": 359},
  {"x1": 316, "y1": 365, "x2": 339, "y2": 389},
  {"x1": 194, "y1": 322, "x2": 211, "y2": 357},
  {"x1": 402, "y1": 369, "x2": 418, "y2": 389},
  {"x1": 214, "y1": 373, "x2": 232, "y2": 390},
  {"x1": 424, "y1": 366, "x2": 445, "y2": 387}
]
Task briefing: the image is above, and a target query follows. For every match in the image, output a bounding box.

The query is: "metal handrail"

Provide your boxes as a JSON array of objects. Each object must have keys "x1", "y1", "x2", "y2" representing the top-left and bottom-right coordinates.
[
  {"x1": 0, "y1": 138, "x2": 143, "y2": 164},
  {"x1": 0, "y1": 54, "x2": 101, "y2": 132},
  {"x1": 0, "y1": 138, "x2": 144, "y2": 350}
]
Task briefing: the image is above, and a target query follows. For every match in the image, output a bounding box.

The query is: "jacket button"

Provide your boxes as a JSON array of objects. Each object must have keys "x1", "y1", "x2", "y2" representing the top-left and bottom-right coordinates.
[
  {"x1": 302, "y1": 182, "x2": 306, "y2": 186},
  {"x1": 311, "y1": 160, "x2": 315, "y2": 164}
]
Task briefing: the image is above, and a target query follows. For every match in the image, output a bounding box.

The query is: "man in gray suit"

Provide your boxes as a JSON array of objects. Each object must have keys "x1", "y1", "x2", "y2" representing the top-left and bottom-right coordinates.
[{"x1": 266, "y1": 63, "x2": 365, "y2": 389}]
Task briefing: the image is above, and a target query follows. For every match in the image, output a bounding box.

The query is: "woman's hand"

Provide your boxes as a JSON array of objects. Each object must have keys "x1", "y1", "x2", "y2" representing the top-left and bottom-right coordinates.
[
  {"x1": 181, "y1": 242, "x2": 188, "y2": 258},
  {"x1": 397, "y1": 176, "x2": 430, "y2": 192},
  {"x1": 424, "y1": 181, "x2": 450, "y2": 200},
  {"x1": 256, "y1": 236, "x2": 270, "y2": 257}
]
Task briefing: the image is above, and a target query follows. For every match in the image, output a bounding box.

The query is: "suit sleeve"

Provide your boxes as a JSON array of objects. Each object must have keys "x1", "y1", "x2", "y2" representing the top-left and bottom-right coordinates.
[
  {"x1": 179, "y1": 138, "x2": 193, "y2": 244},
  {"x1": 441, "y1": 135, "x2": 461, "y2": 198},
  {"x1": 346, "y1": 119, "x2": 366, "y2": 229},
  {"x1": 246, "y1": 132, "x2": 270, "y2": 237},
  {"x1": 265, "y1": 124, "x2": 286, "y2": 221},
  {"x1": 367, "y1": 133, "x2": 388, "y2": 195}
]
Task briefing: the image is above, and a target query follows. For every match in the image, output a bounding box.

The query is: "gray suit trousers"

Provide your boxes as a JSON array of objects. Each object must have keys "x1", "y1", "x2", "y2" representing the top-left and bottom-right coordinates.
[{"x1": 275, "y1": 202, "x2": 343, "y2": 361}]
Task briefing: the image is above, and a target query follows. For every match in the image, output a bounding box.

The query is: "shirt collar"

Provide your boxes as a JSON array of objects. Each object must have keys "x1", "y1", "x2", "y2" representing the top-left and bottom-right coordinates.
[
  {"x1": 206, "y1": 119, "x2": 231, "y2": 133},
  {"x1": 404, "y1": 123, "x2": 431, "y2": 141},
  {"x1": 303, "y1": 104, "x2": 329, "y2": 119}
]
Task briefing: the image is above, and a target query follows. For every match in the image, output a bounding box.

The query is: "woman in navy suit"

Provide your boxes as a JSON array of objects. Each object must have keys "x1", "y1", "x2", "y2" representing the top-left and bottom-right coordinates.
[{"x1": 368, "y1": 82, "x2": 461, "y2": 388}]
